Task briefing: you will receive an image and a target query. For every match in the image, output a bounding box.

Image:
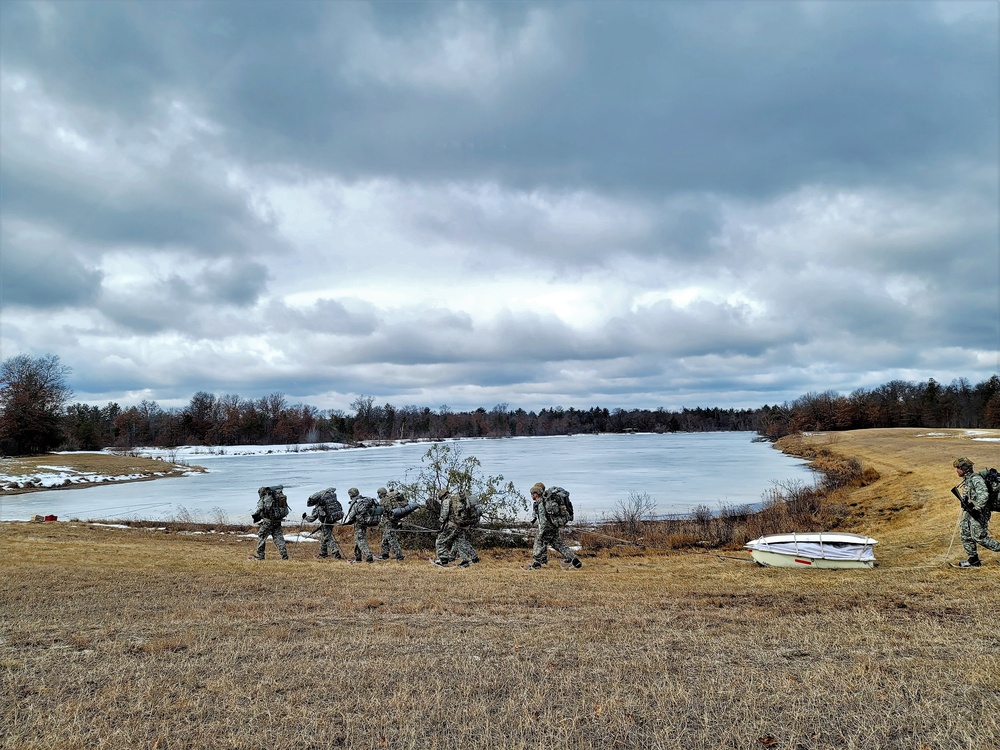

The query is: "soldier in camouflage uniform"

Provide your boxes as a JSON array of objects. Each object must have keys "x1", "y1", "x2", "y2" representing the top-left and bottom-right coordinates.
[
  {"x1": 345, "y1": 487, "x2": 378, "y2": 564},
  {"x1": 526, "y1": 482, "x2": 581, "y2": 570},
  {"x1": 375, "y1": 487, "x2": 406, "y2": 561},
  {"x1": 431, "y1": 490, "x2": 478, "y2": 568},
  {"x1": 953, "y1": 457, "x2": 1000, "y2": 568},
  {"x1": 303, "y1": 487, "x2": 344, "y2": 560},
  {"x1": 249, "y1": 486, "x2": 289, "y2": 560}
]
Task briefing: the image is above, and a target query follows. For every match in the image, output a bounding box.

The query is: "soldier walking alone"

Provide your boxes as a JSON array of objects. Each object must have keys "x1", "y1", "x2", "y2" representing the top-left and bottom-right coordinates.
[
  {"x1": 952, "y1": 457, "x2": 1000, "y2": 568},
  {"x1": 526, "y1": 482, "x2": 581, "y2": 570}
]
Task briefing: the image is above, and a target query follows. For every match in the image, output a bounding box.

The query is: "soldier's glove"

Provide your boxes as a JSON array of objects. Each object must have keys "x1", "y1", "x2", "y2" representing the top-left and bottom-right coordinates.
[
  {"x1": 302, "y1": 512, "x2": 307, "y2": 519},
  {"x1": 251, "y1": 512, "x2": 262, "y2": 524}
]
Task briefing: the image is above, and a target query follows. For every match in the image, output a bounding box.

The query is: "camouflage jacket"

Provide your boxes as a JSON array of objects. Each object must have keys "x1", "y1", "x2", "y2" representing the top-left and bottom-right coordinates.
[{"x1": 960, "y1": 472, "x2": 989, "y2": 513}]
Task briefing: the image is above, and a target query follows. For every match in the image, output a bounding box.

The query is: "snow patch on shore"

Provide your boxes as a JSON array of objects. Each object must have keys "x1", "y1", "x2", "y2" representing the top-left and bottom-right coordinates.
[{"x1": 0, "y1": 467, "x2": 171, "y2": 490}]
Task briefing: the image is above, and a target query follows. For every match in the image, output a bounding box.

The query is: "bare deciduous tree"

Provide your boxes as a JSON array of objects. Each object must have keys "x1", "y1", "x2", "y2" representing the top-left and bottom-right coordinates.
[
  {"x1": 606, "y1": 491, "x2": 658, "y2": 536},
  {"x1": 0, "y1": 354, "x2": 73, "y2": 455}
]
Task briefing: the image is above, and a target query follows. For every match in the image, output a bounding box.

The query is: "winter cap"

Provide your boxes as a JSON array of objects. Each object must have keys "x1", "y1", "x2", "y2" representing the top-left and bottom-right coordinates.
[
  {"x1": 530, "y1": 482, "x2": 546, "y2": 496},
  {"x1": 953, "y1": 457, "x2": 974, "y2": 471}
]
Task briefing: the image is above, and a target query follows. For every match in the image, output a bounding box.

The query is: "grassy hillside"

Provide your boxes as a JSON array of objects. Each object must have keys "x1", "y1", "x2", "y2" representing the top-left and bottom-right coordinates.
[{"x1": 1, "y1": 429, "x2": 998, "y2": 750}]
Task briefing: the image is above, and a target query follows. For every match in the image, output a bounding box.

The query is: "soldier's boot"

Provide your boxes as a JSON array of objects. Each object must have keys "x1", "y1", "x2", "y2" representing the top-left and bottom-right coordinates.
[
  {"x1": 958, "y1": 557, "x2": 982, "y2": 568},
  {"x1": 571, "y1": 558, "x2": 583, "y2": 569},
  {"x1": 526, "y1": 562, "x2": 543, "y2": 570},
  {"x1": 332, "y1": 551, "x2": 343, "y2": 559}
]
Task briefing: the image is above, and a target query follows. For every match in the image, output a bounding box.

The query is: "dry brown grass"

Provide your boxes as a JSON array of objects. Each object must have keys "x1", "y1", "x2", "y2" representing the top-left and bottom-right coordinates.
[{"x1": 2, "y1": 429, "x2": 999, "y2": 750}]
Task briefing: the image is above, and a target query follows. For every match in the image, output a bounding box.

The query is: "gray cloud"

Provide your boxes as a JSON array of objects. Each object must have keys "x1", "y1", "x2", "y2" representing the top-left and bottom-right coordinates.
[
  {"x1": 1, "y1": 1, "x2": 996, "y2": 413},
  {"x1": 0, "y1": 223, "x2": 104, "y2": 308}
]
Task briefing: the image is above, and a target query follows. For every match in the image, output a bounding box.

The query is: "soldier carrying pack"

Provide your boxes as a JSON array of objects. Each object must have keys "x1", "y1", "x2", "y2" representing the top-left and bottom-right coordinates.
[
  {"x1": 253, "y1": 485, "x2": 289, "y2": 523},
  {"x1": 343, "y1": 491, "x2": 384, "y2": 527}
]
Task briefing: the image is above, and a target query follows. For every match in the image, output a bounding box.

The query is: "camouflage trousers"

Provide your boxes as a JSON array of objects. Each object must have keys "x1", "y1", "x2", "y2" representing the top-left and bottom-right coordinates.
[
  {"x1": 316, "y1": 524, "x2": 342, "y2": 558},
  {"x1": 435, "y1": 523, "x2": 477, "y2": 563},
  {"x1": 380, "y1": 521, "x2": 404, "y2": 558},
  {"x1": 533, "y1": 525, "x2": 578, "y2": 566},
  {"x1": 256, "y1": 520, "x2": 288, "y2": 559},
  {"x1": 353, "y1": 525, "x2": 374, "y2": 562},
  {"x1": 961, "y1": 510, "x2": 1000, "y2": 558}
]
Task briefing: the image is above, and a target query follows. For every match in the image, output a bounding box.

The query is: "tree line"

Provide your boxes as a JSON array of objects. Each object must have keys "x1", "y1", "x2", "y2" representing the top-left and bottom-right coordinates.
[
  {"x1": 59, "y1": 395, "x2": 764, "y2": 451},
  {"x1": 757, "y1": 376, "x2": 1000, "y2": 439},
  {"x1": 1, "y1": 353, "x2": 998, "y2": 455}
]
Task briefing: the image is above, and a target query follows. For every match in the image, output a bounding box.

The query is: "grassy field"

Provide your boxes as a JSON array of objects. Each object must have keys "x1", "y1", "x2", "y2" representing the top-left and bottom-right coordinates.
[{"x1": 2, "y1": 429, "x2": 998, "y2": 749}]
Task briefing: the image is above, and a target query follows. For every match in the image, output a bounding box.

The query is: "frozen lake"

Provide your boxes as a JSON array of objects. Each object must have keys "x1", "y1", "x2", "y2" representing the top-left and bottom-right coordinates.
[{"x1": 0, "y1": 432, "x2": 814, "y2": 523}]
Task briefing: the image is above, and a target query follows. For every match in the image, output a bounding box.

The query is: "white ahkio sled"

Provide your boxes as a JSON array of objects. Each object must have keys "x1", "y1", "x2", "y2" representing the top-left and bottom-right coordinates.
[{"x1": 744, "y1": 532, "x2": 879, "y2": 569}]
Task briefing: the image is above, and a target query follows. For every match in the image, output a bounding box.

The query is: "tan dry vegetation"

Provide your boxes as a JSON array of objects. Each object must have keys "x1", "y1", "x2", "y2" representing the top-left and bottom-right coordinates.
[
  {"x1": 2, "y1": 428, "x2": 999, "y2": 750},
  {"x1": 0, "y1": 452, "x2": 203, "y2": 494}
]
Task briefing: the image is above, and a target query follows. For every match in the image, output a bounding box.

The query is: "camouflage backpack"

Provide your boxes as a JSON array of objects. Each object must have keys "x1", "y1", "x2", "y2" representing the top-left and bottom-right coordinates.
[
  {"x1": 451, "y1": 492, "x2": 482, "y2": 527},
  {"x1": 307, "y1": 488, "x2": 343, "y2": 524},
  {"x1": 357, "y1": 496, "x2": 384, "y2": 527},
  {"x1": 261, "y1": 486, "x2": 290, "y2": 521},
  {"x1": 383, "y1": 490, "x2": 408, "y2": 513},
  {"x1": 383, "y1": 490, "x2": 420, "y2": 521},
  {"x1": 978, "y1": 468, "x2": 1000, "y2": 512},
  {"x1": 542, "y1": 486, "x2": 574, "y2": 527}
]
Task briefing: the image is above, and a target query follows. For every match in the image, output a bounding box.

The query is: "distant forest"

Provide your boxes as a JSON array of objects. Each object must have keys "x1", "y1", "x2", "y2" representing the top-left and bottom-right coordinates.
[{"x1": 61, "y1": 376, "x2": 1000, "y2": 451}]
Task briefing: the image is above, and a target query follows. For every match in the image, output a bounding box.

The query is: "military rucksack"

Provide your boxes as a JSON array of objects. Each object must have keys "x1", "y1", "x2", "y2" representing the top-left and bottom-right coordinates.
[
  {"x1": 978, "y1": 468, "x2": 1000, "y2": 512},
  {"x1": 262, "y1": 486, "x2": 290, "y2": 521},
  {"x1": 451, "y1": 492, "x2": 482, "y2": 527},
  {"x1": 383, "y1": 490, "x2": 419, "y2": 522},
  {"x1": 383, "y1": 490, "x2": 408, "y2": 512},
  {"x1": 347, "y1": 496, "x2": 383, "y2": 527},
  {"x1": 307, "y1": 489, "x2": 343, "y2": 524},
  {"x1": 542, "y1": 486, "x2": 574, "y2": 527}
]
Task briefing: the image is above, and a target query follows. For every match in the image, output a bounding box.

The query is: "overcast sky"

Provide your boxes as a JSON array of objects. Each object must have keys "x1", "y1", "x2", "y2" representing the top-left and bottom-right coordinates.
[{"x1": 1, "y1": 1, "x2": 998, "y2": 415}]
